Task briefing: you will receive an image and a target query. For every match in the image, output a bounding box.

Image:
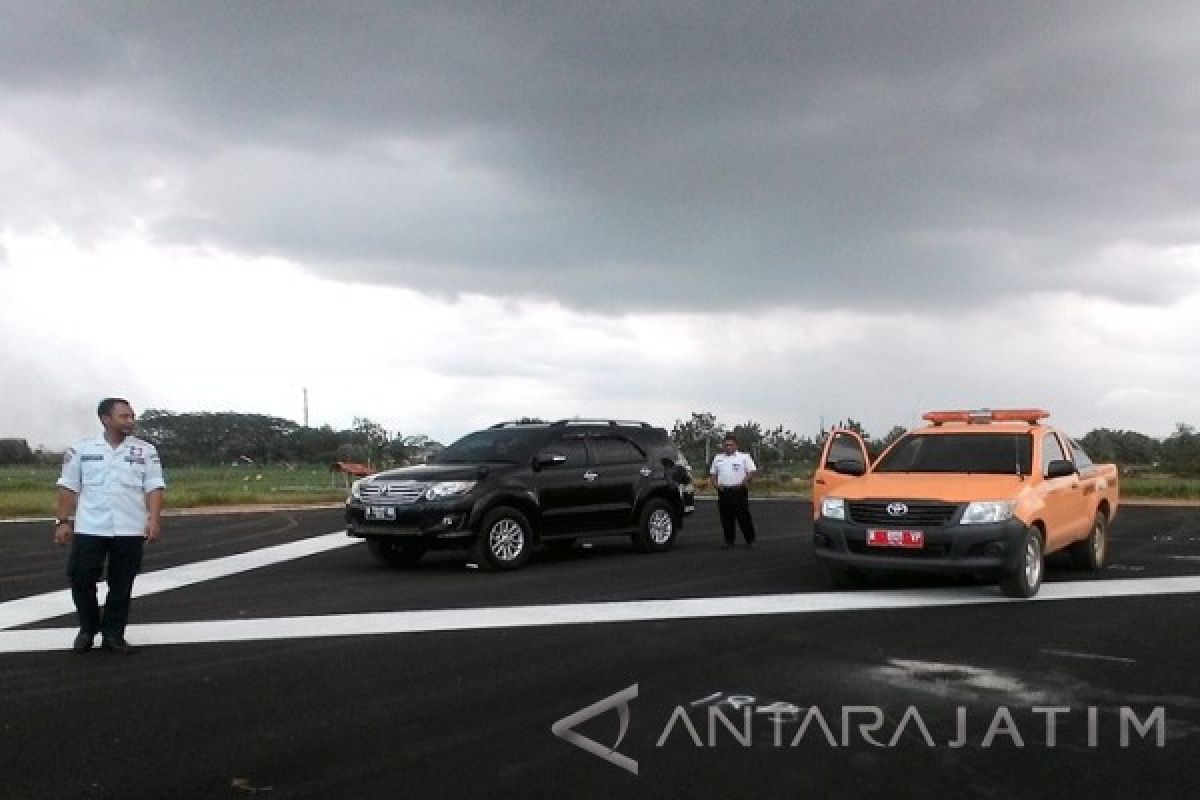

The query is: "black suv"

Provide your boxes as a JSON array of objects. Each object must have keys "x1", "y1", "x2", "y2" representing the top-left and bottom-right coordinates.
[{"x1": 344, "y1": 419, "x2": 695, "y2": 570}]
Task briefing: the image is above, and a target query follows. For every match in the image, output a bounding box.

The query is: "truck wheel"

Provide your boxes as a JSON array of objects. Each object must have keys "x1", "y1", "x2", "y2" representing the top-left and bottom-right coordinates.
[
  {"x1": 633, "y1": 499, "x2": 677, "y2": 553},
  {"x1": 473, "y1": 507, "x2": 532, "y2": 571},
  {"x1": 1069, "y1": 512, "x2": 1108, "y2": 571},
  {"x1": 1000, "y1": 527, "x2": 1044, "y2": 598},
  {"x1": 366, "y1": 537, "x2": 427, "y2": 567}
]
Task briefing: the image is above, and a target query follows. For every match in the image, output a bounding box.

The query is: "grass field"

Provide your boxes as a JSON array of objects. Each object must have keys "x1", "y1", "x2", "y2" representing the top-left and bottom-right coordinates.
[
  {"x1": 0, "y1": 465, "x2": 349, "y2": 518},
  {"x1": 2, "y1": 466, "x2": 1196, "y2": 519}
]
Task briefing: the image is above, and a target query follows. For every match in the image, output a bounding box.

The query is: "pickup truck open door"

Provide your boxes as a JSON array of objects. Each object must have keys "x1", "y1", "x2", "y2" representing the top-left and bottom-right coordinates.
[{"x1": 812, "y1": 429, "x2": 870, "y2": 520}]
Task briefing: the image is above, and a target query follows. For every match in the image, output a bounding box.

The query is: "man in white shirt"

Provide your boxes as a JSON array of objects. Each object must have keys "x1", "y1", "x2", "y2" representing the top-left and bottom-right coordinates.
[
  {"x1": 55, "y1": 398, "x2": 166, "y2": 654},
  {"x1": 709, "y1": 434, "x2": 757, "y2": 549}
]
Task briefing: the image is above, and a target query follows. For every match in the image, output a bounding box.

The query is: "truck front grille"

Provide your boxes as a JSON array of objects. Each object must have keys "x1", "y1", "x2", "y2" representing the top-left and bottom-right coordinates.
[{"x1": 847, "y1": 501, "x2": 959, "y2": 527}]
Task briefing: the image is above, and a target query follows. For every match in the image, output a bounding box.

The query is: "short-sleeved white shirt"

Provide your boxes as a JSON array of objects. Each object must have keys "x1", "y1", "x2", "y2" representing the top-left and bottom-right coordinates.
[
  {"x1": 710, "y1": 451, "x2": 756, "y2": 488},
  {"x1": 57, "y1": 435, "x2": 166, "y2": 537}
]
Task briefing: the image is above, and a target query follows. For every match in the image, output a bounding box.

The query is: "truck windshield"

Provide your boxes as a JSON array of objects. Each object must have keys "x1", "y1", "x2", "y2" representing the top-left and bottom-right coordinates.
[
  {"x1": 874, "y1": 433, "x2": 1033, "y2": 474},
  {"x1": 430, "y1": 430, "x2": 537, "y2": 464}
]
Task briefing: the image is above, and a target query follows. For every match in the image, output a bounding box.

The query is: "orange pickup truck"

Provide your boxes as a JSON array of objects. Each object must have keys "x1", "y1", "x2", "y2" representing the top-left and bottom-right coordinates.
[{"x1": 811, "y1": 409, "x2": 1119, "y2": 598}]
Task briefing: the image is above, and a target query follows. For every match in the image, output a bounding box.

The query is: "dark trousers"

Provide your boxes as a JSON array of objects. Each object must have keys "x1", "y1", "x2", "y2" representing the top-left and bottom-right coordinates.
[
  {"x1": 66, "y1": 534, "x2": 145, "y2": 639},
  {"x1": 717, "y1": 486, "x2": 756, "y2": 544}
]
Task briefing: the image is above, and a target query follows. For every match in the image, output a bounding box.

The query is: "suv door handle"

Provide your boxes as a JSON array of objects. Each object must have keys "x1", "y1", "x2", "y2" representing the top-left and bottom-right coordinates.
[{"x1": 583, "y1": 471, "x2": 598, "y2": 481}]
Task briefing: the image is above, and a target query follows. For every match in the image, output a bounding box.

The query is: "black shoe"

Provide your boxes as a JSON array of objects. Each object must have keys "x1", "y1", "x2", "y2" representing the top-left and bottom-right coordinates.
[
  {"x1": 722, "y1": 543, "x2": 734, "y2": 550},
  {"x1": 73, "y1": 630, "x2": 95, "y2": 652},
  {"x1": 101, "y1": 636, "x2": 138, "y2": 655},
  {"x1": 745, "y1": 542, "x2": 754, "y2": 549}
]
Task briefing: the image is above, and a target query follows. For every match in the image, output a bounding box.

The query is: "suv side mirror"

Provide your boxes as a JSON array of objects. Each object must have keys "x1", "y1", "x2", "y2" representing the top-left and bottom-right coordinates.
[
  {"x1": 1045, "y1": 459, "x2": 1077, "y2": 479},
  {"x1": 831, "y1": 458, "x2": 866, "y2": 476}
]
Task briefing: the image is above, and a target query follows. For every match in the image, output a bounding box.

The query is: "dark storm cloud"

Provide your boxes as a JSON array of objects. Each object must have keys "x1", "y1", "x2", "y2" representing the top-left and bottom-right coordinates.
[{"x1": 2, "y1": 1, "x2": 1198, "y2": 311}]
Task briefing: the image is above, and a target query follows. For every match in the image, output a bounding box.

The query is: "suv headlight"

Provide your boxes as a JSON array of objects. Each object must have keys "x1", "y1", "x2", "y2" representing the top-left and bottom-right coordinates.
[
  {"x1": 424, "y1": 481, "x2": 477, "y2": 501},
  {"x1": 349, "y1": 478, "x2": 366, "y2": 502},
  {"x1": 960, "y1": 501, "x2": 1016, "y2": 525},
  {"x1": 821, "y1": 496, "x2": 846, "y2": 520}
]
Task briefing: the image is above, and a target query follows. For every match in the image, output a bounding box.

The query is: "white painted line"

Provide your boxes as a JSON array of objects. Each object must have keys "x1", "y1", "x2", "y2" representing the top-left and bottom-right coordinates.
[
  {"x1": 3, "y1": 574, "x2": 1199, "y2": 654},
  {"x1": 0, "y1": 532, "x2": 358, "y2": 631},
  {"x1": 1040, "y1": 649, "x2": 1136, "y2": 664}
]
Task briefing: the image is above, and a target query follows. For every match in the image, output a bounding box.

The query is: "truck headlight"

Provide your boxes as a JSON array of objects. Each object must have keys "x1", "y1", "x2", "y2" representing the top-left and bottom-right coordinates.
[
  {"x1": 960, "y1": 501, "x2": 1015, "y2": 525},
  {"x1": 821, "y1": 497, "x2": 846, "y2": 520},
  {"x1": 424, "y1": 481, "x2": 477, "y2": 501},
  {"x1": 349, "y1": 478, "x2": 366, "y2": 502}
]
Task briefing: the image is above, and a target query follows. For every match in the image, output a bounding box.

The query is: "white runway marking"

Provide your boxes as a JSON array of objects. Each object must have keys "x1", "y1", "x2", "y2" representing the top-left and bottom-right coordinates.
[
  {"x1": 0, "y1": 532, "x2": 358, "y2": 631},
  {"x1": 1040, "y1": 648, "x2": 1137, "y2": 664},
  {"x1": 2, "y1": 571, "x2": 1199, "y2": 654}
]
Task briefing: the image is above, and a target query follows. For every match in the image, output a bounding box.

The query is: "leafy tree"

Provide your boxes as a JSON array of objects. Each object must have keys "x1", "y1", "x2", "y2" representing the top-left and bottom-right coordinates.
[
  {"x1": 0, "y1": 438, "x2": 36, "y2": 465},
  {"x1": 1161, "y1": 424, "x2": 1200, "y2": 477},
  {"x1": 671, "y1": 412, "x2": 726, "y2": 468},
  {"x1": 869, "y1": 425, "x2": 908, "y2": 458},
  {"x1": 731, "y1": 421, "x2": 764, "y2": 461},
  {"x1": 1080, "y1": 429, "x2": 1118, "y2": 464}
]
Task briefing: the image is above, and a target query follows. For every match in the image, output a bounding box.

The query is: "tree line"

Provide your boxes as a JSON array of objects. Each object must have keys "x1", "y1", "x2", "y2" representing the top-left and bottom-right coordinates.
[
  {"x1": 4, "y1": 410, "x2": 1200, "y2": 477},
  {"x1": 0, "y1": 411, "x2": 442, "y2": 468}
]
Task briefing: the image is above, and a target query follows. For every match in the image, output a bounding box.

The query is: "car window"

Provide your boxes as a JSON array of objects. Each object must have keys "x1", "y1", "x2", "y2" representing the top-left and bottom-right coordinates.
[
  {"x1": 591, "y1": 435, "x2": 645, "y2": 465},
  {"x1": 825, "y1": 432, "x2": 865, "y2": 467},
  {"x1": 1067, "y1": 438, "x2": 1095, "y2": 469},
  {"x1": 1043, "y1": 433, "x2": 1068, "y2": 475},
  {"x1": 874, "y1": 433, "x2": 1033, "y2": 474},
  {"x1": 431, "y1": 429, "x2": 537, "y2": 464}
]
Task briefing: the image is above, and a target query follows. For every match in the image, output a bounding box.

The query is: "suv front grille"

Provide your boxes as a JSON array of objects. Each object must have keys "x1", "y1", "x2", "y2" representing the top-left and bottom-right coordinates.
[
  {"x1": 847, "y1": 501, "x2": 959, "y2": 527},
  {"x1": 361, "y1": 482, "x2": 427, "y2": 504}
]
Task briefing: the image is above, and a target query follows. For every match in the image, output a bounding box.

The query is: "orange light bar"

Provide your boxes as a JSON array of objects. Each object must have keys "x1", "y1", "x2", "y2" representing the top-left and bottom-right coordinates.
[
  {"x1": 922, "y1": 408, "x2": 1050, "y2": 425},
  {"x1": 990, "y1": 408, "x2": 1050, "y2": 423}
]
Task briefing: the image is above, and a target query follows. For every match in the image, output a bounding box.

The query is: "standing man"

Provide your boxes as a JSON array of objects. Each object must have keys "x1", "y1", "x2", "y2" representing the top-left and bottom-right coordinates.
[
  {"x1": 710, "y1": 434, "x2": 757, "y2": 549},
  {"x1": 54, "y1": 398, "x2": 166, "y2": 654}
]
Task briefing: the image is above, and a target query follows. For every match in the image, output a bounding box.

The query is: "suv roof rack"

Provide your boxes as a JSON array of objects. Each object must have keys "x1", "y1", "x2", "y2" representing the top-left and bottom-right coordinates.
[
  {"x1": 551, "y1": 418, "x2": 653, "y2": 428},
  {"x1": 486, "y1": 418, "x2": 658, "y2": 430}
]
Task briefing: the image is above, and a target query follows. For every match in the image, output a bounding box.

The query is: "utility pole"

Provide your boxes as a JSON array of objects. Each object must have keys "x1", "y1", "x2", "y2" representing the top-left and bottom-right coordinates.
[{"x1": 303, "y1": 387, "x2": 309, "y2": 428}]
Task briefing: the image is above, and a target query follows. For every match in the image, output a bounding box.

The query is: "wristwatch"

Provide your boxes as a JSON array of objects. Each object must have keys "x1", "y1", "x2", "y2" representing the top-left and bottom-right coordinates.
[{"x1": 54, "y1": 517, "x2": 72, "y2": 526}]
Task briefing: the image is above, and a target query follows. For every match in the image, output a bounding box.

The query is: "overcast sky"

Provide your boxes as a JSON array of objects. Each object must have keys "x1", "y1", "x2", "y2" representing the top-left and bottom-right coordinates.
[{"x1": 2, "y1": 1, "x2": 1198, "y2": 452}]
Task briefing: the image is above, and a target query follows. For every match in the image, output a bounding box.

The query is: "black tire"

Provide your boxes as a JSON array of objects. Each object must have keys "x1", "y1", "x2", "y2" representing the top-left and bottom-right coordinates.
[
  {"x1": 472, "y1": 506, "x2": 533, "y2": 571},
  {"x1": 823, "y1": 561, "x2": 862, "y2": 590},
  {"x1": 365, "y1": 537, "x2": 427, "y2": 567},
  {"x1": 632, "y1": 499, "x2": 677, "y2": 553},
  {"x1": 1000, "y1": 526, "x2": 1044, "y2": 598},
  {"x1": 1069, "y1": 512, "x2": 1108, "y2": 571}
]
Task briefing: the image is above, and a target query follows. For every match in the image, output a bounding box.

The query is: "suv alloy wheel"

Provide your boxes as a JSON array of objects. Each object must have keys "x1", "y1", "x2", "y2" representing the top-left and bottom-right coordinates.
[
  {"x1": 632, "y1": 498, "x2": 677, "y2": 553},
  {"x1": 473, "y1": 506, "x2": 533, "y2": 570}
]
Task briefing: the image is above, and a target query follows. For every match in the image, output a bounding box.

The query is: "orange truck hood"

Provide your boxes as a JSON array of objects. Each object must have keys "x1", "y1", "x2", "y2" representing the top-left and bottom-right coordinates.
[{"x1": 831, "y1": 472, "x2": 1027, "y2": 502}]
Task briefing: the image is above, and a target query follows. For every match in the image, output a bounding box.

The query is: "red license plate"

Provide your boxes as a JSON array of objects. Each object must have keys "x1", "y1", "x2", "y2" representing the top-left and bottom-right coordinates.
[{"x1": 867, "y1": 529, "x2": 924, "y2": 548}]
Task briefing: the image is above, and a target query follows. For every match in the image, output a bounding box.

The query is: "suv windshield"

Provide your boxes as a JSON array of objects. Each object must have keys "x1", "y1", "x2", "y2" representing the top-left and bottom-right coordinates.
[
  {"x1": 874, "y1": 433, "x2": 1033, "y2": 475},
  {"x1": 430, "y1": 429, "x2": 541, "y2": 464}
]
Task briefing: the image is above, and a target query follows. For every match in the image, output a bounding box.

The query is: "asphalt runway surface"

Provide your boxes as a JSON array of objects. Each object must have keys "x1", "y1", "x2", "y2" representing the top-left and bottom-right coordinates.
[{"x1": 2, "y1": 501, "x2": 1198, "y2": 799}]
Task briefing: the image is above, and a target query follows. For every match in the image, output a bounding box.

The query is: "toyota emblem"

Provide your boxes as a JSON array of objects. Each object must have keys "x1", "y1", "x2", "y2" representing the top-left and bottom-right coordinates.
[{"x1": 886, "y1": 502, "x2": 908, "y2": 517}]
